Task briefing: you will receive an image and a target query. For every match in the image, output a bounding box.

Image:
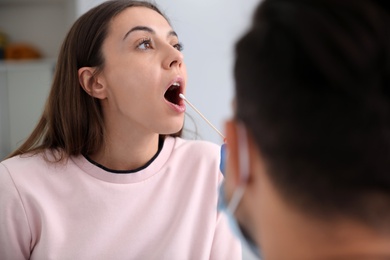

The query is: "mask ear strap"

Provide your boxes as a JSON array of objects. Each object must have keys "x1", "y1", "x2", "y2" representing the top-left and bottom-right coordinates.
[{"x1": 227, "y1": 122, "x2": 250, "y2": 214}]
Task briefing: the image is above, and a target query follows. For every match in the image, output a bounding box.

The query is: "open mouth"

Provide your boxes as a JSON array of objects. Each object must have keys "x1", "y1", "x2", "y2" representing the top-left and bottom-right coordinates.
[{"x1": 164, "y1": 82, "x2": 182, "y2": 105}]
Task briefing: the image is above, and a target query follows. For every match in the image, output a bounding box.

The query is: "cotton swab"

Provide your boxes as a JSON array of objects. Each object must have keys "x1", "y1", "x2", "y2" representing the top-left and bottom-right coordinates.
[{"x1": 179, "y1": 93, "x2": 225, "y2": 139}]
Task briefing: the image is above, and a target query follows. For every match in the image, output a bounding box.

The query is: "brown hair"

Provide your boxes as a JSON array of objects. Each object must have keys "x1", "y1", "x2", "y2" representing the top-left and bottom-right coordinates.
[{"x1": 7, "y1": 0, "x2": 181, "y2": 161}]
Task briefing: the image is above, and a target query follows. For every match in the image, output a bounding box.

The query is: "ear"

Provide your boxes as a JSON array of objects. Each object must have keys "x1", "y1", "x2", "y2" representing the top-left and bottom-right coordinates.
[
  {"x1": 225, "y1": 121, "x2": 263, "y2": 189},
  {"x1": 78, "y1": 67, "x2": 107, "y2": 99},
  {"x1": 225, "y1": 120, "x2": 241, "y2": 189}
]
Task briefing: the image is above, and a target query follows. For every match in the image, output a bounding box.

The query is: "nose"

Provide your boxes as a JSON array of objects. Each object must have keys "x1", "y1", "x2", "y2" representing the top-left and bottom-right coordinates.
[{"x1": 163, "y1": 45, "x2": 184, "y2": 70}]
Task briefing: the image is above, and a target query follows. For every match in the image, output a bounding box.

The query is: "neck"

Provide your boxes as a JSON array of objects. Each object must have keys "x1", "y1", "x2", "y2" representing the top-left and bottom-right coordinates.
[
  {"x1": 89, "y1": 127, "x2": 160, "y2": 171},
  {"x1": 250, "y1": 172, "x2": 390, "y2": 260},
  {"x1": 278, "y1": 212, "x2": 390, "y2": 259}
]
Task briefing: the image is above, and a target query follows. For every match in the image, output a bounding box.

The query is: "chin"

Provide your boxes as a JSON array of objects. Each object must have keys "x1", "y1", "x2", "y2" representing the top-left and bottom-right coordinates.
[
  {"x1": 162, "y1": 127, "x2": 183, "y2": 136},
  {"x1": 160, "y1": 122, "x2": 184, "y2": 136},
  {"x1": 167, "y1": 129, "x2": 183, "y2": 137}
]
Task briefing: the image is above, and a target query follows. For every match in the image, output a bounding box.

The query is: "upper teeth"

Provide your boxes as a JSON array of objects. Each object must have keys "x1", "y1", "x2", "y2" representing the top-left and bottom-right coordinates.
[{"x1": 172, "y1": 82, "x2": 181, "y2": 87}]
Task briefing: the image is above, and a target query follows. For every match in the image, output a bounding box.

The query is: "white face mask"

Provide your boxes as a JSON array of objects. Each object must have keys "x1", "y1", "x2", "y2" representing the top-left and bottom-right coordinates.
[{"x1": 218, "y1": 123, "x2": 261, "y2": 258}]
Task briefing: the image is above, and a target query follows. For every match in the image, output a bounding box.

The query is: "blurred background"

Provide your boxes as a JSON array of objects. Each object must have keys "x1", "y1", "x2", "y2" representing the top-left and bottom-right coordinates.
[{"x1": 0, "y1": 0, "x2": 260, "y2": 257}]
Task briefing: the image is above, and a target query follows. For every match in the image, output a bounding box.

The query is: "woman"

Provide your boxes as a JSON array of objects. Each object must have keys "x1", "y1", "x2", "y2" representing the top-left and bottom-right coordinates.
[
  {"x1": 220, "y1": 0, "x2": 390, "y2": 259},
  {"x1": 0, "y1": 1, "x2": 241, "y2": 259}
]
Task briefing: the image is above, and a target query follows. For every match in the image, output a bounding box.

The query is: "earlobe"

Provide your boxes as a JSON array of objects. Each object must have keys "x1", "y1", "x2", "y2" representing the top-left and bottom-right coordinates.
[{"x1": 78, "y1": 67, "x2": 107, "y2": 99}]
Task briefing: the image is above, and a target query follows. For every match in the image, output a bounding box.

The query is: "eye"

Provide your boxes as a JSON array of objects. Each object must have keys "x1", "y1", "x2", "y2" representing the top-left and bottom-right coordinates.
[
  {"x1": 173, "y1": 42, "x2": 184, "y2": 52},
  {"x1": 137, "y1": 38, "x2": 153, "y2": 50}
]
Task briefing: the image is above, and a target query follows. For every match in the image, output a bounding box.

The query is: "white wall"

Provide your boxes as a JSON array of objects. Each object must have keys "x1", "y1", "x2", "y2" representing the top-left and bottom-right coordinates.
[{"x1": 77, "y1": 0, "x2": 260, "y2": 145}]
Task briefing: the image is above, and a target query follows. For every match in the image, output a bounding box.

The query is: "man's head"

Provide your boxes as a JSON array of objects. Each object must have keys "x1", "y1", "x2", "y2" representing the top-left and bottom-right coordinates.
[{"x1": 224, "y1": 0, "x2": 390, "y2": 258}]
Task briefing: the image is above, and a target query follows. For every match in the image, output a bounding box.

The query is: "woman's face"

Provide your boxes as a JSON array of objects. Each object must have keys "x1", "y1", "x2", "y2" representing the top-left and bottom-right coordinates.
[{"x1": 98, "y1": 6, "x2": 187, "y2": 135}]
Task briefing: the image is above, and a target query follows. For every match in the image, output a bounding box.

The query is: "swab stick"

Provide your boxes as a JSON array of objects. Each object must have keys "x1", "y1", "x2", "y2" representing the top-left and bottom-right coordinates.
[{"x1": 179, "y1": 93, "x2": 225, "y2": 139}]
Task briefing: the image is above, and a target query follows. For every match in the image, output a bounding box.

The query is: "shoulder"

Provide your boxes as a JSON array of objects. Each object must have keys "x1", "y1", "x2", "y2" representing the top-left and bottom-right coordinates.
[
  {"x1": 165, "y1": 137, "x2": 223, "y2": 179},
  {"x1": 167, "y1": 137, "x2": 221, "y2": 165},
  {"x1": 171, "y1": 137, "x2": 220, "y2": 156},
  {"x1": 1, "y1": 153, "x2": 44, "y2": 172},
  {"x1": 0, "y1": 154, "x2": 44, "y2": 204},
  {"x1": 1, "y1": 151, "x2": 50, "y2": 172},
  {"x1": 0, "y1": 150, "x2": 70, "y2": 181}
]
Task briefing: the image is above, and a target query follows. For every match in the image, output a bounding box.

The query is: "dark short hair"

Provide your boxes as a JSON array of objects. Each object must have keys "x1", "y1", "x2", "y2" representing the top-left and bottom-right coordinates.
[{"x1": 235, "y1": 0, "x2": 390, "y2": 229}]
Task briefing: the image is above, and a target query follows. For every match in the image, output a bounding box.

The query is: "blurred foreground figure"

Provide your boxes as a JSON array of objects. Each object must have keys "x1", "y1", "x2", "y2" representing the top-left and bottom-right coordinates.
[{"x1": 221, "y1": 0, "x2": 390, "y2": 259}]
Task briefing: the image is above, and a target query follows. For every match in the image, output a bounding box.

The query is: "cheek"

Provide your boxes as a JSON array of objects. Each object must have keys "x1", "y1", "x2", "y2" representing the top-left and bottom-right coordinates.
[
  {"x1": 103, "y1": 65, "x2": 149, "y2": 96},
  {"x1": 101, "y1": 75, "x2": 141, "y2": 115},
  {"x1": 183, "y1": 65, "x2": 188, "y2": 90},
  {"x1": 182, "y1": 63, "x2": 188, "y2": 78}
]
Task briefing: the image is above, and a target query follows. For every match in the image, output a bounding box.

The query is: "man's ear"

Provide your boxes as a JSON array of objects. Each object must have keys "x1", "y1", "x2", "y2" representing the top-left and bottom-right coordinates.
[
  {"x1": 225, "y1": 121, "x2": 261, "y2": 188},
  {"x1": 225, "y1": 120, "x2": 241, "y2": 189},
  {"x1": 78, "y1": 67, "x2": 107, "y2": 99}
]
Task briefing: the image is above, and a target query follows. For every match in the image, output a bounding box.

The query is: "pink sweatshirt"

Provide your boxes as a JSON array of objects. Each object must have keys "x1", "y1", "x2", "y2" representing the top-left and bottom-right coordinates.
[{"x1": 0, "y1": 137, "x2": 241, "y2": 260}]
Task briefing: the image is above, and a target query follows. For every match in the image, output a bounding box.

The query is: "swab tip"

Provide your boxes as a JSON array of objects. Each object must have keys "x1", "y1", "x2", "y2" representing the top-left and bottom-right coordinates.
[{"x1": 179, "y1": 93, "x2": 186, "y2": 100}]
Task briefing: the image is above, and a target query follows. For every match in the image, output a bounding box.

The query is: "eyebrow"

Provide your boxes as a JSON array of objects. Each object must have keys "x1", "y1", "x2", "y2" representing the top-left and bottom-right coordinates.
[{"x1": 123, "y1": 26, "x2": 178, "y2": 40}]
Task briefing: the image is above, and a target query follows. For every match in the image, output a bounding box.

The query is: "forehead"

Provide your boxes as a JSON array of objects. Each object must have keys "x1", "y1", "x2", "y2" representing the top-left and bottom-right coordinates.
[{"x1": 108, "y1": 6, "x2": 172, "y2": 36}]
